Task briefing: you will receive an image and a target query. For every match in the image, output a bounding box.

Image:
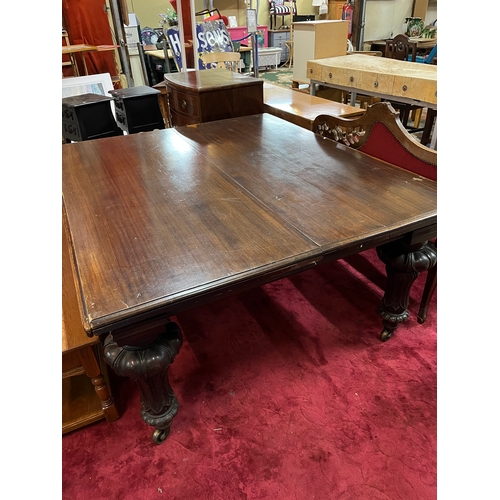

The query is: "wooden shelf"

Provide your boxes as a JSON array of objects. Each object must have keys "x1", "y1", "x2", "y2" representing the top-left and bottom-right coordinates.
[
  {"x1": 62, "y1": 219, "x2": 120, "y2": 435},
  {"x1": 62, "y1": 374, "x2": 106, "y2": 434}
]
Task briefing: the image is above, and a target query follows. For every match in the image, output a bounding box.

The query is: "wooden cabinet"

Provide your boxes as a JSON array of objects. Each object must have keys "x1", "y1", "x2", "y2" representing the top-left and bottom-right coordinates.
[
  {"x1": 268, "y1": 30, "x2": 291, "y2": 63},
  {"x1": 62, "y1": 223, "x2": 119, "y2": 434},
  {"x1": 164, "y1": 68, "x2": 264, "y2": 127},
  {"x1": 292, "y1": 20, "x2": 349, "y2": 83},
  {"x1": 327, "y1": 1, "x2": 344, "y2": 21}
]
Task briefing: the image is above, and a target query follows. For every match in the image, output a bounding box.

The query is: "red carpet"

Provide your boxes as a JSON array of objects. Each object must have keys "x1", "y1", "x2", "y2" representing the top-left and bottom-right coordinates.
[{"x1": 62, "y1": 248, "x2": 436, "y2": 499}]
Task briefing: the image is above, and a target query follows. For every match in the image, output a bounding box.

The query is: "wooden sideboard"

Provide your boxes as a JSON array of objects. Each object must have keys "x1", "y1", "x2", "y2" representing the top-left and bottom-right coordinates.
[{"x1": 164, "y1": 69, "x2": 264, "y2": 127}]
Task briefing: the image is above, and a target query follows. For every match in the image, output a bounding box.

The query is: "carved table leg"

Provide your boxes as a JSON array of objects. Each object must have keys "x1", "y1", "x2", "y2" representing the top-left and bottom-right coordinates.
[
  {"x1": 376, "y1": 240, "x2": 437, "y2": 342},
  {"x1": 103, "y1": 320, "x2": 183, "y2": 445}
]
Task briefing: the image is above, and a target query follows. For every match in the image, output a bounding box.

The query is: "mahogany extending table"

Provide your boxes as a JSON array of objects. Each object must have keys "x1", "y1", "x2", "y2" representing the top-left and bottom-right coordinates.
[{"x1": 62, "y1": 113, "x2": 437, "y2": 444}]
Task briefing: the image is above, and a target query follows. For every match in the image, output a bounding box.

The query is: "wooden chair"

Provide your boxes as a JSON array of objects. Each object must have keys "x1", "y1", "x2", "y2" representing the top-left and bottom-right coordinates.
[
  {"x1": 383, "y1": 34, "x2": 424, "y2": 133},
  {"x1": 201, "y1": 51, "x2": 241, "y2": 72},
  {"x1": 312, "y1": 102, "x2": 437, "y2": 323},
  {"x1": 385, "y1": 34, "x2": 417, "y2": 61},
  {"x1": 269, "y1": 0, "x2": 297, "y2": 30},
  {"x1": 62, "y1": 29, "x2": 79, "y2": 77}
]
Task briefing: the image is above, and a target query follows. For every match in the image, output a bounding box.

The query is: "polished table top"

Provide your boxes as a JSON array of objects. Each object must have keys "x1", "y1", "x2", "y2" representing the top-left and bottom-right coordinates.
[
  {"x1": 62, "y1": 113, "x2": 437, "y2": 338},
  {"x1": 307, "y1": 54, "x2": 437, "y2": 108},
  {"x1": 263, "y1": 81, "x2": 364, "y2": 129}
]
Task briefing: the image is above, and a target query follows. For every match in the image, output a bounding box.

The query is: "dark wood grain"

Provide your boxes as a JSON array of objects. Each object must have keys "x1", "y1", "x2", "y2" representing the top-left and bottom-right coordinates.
[
  {"x1": 63, "y1": 113, "x2": 436, "y2": 443},
  {"x1": 164, "y1": 69, "x2": 263, "y2": 126},
  {"x1": 174, "y1": 114, "x2": 437, "y2": 251},
  {"x1": 62, "y1": 114, "x2": 436, "y2": 337}
]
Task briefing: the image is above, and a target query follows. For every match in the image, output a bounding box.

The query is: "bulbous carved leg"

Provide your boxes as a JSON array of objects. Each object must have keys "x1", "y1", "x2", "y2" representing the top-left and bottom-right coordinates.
[
  {"x1": 376, "y1": 240, "x2": 437, "y2": 341},
  {"x1": 103, "y1": 321, "x2": 183, "y2": 444}
]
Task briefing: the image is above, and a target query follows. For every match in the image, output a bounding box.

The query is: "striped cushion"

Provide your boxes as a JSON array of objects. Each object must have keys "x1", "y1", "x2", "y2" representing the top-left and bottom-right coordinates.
[{"x1": 269, "y1": 0, "x2": 296, "y2": 15}]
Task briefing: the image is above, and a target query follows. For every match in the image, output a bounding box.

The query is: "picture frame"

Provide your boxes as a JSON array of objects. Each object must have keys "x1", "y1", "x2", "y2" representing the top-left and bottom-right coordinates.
[{"x1": 62, "y1": 73, "x2": 114, "y2": 98}]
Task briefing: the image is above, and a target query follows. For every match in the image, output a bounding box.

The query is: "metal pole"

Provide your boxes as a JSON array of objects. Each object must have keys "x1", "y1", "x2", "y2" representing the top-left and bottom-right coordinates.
[
  {"x1": 252, "y1": 33, "x2": 258, "y2": 78},
  {"x1": 137, "y1": 42, "x2": 150, "y2": 84},
  {"x1": 162, "y1": 40, "x2": 171, "y2": 74},
  {"x1": 190, "y1": 0, "x2": 198, "y2": 69},
  {"x1": 176, "y1": 0, "x2": 187, "y2": 71},
  {"x1": 108, "y1": 0, "x2": 134, "y2": 87},
  {"x1": 357, "y1": 0, "x2": 367, "y2": 51}
]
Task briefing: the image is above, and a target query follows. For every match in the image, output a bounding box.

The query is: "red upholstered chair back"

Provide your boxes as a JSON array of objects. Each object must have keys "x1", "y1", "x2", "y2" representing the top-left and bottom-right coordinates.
[
  {"x1": 313, "y1": 101, "x2": 437, "y2": 325},
  {"x1": 312, "y1": 102, "x2": 436, "y2": 181}
]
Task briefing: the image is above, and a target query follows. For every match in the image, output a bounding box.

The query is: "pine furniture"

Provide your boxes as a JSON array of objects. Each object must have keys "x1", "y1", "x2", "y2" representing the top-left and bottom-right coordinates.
[
  {"x1": 62, "y1": 113, "x2": 436, "y2": 444},
  {"x1": 307, "y1": 54, "x2": 437, "y2": 109},
  {"x1": 63, "y1": 221, "x2": 119, "y2": 434},
  {"x1": 307, "y1": 53, "x2": 437, "y2": 148}
]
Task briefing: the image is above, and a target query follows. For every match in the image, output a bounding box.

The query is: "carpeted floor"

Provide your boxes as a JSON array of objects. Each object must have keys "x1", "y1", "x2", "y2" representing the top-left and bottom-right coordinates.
[
  {"x1": 62, "y1": 247, "x2": 436, "y2": 500},
  {"x1": 258, "y1": 66, "x2": 294, "y2": 88}
]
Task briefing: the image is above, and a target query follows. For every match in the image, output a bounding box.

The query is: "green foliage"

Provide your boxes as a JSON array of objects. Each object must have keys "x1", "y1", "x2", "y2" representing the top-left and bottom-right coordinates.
[{"x1": 159, "y1": 9, "x2": 178, "y2": 28}]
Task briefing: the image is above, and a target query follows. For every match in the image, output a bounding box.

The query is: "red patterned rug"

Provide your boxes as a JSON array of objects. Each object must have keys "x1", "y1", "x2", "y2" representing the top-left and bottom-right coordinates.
[{"x1": 62, "y1": 248, "x2": 436, "y2": 499}]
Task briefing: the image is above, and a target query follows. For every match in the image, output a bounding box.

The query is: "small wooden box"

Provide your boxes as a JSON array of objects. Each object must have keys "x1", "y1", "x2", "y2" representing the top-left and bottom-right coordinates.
[
  {"x1": 164, "y1": 69, "x2": 264, "y2": 127},
  {"x1": 109, "y1": 86, "x2": 165, "y2": 134},
  {"x1": 62, "y1": 93, "x2": 122, "y2": 142}
]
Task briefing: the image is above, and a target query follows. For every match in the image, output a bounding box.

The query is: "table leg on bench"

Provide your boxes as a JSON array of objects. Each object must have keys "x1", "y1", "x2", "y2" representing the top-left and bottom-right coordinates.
[
  {"x1": 103, "y1": 320, "x2": 183, "y2": 445},
  {"x1": 376, "y1": 240, "x2": 437, "y2": 341}
]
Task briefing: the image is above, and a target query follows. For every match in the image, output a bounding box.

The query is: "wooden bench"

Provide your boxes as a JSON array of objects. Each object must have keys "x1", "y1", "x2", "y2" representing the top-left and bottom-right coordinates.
[
  {"x1": 312, "y1": 102, "x2": 437, "y2": 328},
  {"x1": 63, "y1": 222, "x2": 120, "y2": 434},
  {"x1": 263, "y1": 82, "x2": 364, "y2": 131}
]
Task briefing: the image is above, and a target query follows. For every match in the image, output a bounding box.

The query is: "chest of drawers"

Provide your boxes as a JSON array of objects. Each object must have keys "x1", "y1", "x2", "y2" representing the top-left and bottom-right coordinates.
[
  {"x1": 268, "y1": 30, "x2": 290, "y2": 63},
  {"x1": 164, "y1": 69, "x2": 264, "y2": 127}
]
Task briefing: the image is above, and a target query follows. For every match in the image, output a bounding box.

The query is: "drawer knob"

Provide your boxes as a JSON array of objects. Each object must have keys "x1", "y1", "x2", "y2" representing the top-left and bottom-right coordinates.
[
  {"x1": 350, "y1": 76, "x2": 354, "y2": 82},
  {"x1": 402, "y1": 85, "x2": 408, "y2": 92},
  {"x1": 181, "y1": 100, "x2": 187, "y2": 109},
  {"x1": 309, "y1": 68, "x2": 312, "y2": 74},
  {"x1": 374, "y1": 81, "x2": 378, "y2": 88},
  {"x1": 329, "y1": 72, "x2": 332, "y2": 79}
]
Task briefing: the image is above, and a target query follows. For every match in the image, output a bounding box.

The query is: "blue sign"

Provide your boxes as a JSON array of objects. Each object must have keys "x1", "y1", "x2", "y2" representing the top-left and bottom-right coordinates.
[{"x1": 167, "y1": 20, "x2": 234, "y2": 71}]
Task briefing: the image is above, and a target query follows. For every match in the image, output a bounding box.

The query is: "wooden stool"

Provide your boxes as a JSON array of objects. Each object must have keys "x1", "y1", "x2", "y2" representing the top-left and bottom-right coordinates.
[
  {"x1": 63, "y1": 223, "x2": 119, "y2": 434},
  {"x1": 109, "y1": 86, "x2": 165, "y2": 134},
  {"x1": 62, "y1": 93, "x2": 123, "y2": 143},
  {"x1": 153, "y1": 81, "x2": 171, "y2": 127}
]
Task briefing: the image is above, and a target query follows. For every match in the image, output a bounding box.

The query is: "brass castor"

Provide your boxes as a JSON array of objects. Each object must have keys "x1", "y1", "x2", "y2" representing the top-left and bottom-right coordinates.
[
  {"x1": 380, "y1": 328, "x2": 394, "y2": 342},
  {"x1": 152, "y1": 427, "x2": 170, "y2": 445}
]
